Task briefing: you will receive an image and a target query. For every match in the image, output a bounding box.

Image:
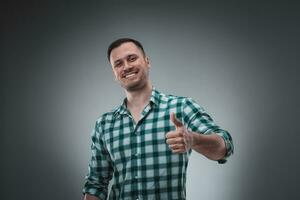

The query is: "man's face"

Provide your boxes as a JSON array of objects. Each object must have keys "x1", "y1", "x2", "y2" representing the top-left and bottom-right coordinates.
[{"x1": 110, "y1": 42, "x2": 150, "y2": 91}]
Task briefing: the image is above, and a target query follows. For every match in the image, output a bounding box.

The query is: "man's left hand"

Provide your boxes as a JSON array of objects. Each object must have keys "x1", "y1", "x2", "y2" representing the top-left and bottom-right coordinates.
[{"x1": 166, "y1": 112, "x2": 194, "y2": 153}]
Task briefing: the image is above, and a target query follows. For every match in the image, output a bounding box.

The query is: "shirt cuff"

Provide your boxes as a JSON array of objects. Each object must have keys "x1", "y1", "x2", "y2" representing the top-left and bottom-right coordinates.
[
  {"x1": 215, "y1": 131, "x2": 234, "y2": 164},
  {"x1": 82, "y1": 186, "x2": 108, "y2": 200}
]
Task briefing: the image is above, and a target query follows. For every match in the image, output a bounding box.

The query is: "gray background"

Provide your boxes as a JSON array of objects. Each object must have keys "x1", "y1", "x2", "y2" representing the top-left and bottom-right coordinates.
[{"x1": 1, "y1": 1, "x2": 300, "y2": 200}]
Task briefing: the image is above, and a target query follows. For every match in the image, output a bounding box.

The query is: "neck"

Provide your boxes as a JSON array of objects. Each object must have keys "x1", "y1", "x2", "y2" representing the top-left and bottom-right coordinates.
[{"x1": 125, "y1": 81, "x2": 152, "y2": 110}]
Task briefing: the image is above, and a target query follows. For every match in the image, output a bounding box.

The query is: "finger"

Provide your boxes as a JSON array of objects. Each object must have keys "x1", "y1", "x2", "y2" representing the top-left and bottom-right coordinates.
[
  {"x1": 169, "y1": 143, "x2": 185, "y2": 150},
  {"x1": 165, "y1": 131, "x2": 183, "y2": 139},
  {"x1": 170, "y1": 112, "x2": 183, "y2": 128},
  {"x1": 171, "y1": 148, "x2": 186, "y2": 154},
  {"x1": 166, "y1": 137, "x2": 185, "y2": 145}
]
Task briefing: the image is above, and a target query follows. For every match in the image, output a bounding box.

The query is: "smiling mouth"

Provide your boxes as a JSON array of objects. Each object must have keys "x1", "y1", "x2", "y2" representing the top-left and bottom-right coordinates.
[{"x1": 124, "y1": 71, "x2": 138, "y2": 79}]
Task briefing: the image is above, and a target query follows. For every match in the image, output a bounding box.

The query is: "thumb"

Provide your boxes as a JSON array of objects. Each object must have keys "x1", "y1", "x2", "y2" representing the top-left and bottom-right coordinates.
[{"x1": 170, "y1": 112, "x2": 183, "y2": 128}]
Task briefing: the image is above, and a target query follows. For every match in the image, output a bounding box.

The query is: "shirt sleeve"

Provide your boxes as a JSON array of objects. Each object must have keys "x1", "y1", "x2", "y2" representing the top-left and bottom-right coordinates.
[
  {"x1": 182, "y1": 98, "x2": 234, "y2": 163},
  {"x1": 82, "y1": 118, "x2": 114, "y2": 199}
]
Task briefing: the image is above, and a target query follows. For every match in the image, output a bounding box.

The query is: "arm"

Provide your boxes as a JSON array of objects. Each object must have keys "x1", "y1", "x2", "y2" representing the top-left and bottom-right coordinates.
[
  {"x1": 82, "y1": 118, "x2": 113, "y2": 199},
  {"x1": 166, "y1": 98, "x2": 234, "y2": 163},
  {"x1": 166, "y1": 113, "x2": 227, "y2": 161},
  {"x1": 190, "y1": 132, "x2": 226, "y2": 161}
]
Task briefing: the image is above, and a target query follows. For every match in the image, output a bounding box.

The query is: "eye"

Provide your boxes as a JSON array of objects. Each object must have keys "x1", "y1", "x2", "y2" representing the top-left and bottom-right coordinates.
[
  {"x1": 114, "y1": 62, "x2": 122, "y2": 68},
  {"x1": 128, "y1": 55, "x2": 137, "y2": 62}
]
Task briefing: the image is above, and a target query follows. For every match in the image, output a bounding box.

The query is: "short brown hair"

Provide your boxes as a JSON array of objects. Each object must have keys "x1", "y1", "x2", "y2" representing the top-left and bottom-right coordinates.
[{"x1": 107, "y1": 38, "x2": 146, "y2": 61}]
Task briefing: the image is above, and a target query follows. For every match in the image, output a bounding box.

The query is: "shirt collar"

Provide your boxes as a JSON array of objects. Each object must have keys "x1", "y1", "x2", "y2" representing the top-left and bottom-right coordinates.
[
  {"x1": 149, "y1": 87, "x2": 160, "y2": 107},
  {"x1": 113, "y1": 86, "x2": 161, "y2": 118}
]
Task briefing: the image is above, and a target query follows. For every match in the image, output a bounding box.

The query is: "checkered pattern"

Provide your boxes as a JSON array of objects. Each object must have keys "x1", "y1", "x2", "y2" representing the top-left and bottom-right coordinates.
[{"x1": 83, "y1": 88, "x2": 234, "y2": 200}]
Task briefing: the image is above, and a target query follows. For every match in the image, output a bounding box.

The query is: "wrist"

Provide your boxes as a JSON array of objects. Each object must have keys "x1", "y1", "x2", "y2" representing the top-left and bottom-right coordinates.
[{"x1": 190, "y1": 131, "x2": 201, "y2": 149}]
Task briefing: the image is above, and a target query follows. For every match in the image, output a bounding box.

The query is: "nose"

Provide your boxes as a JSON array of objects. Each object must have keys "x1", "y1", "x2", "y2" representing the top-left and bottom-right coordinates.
[{"x1": 123, "y1": 61, "x2": 133, "y2": 71}]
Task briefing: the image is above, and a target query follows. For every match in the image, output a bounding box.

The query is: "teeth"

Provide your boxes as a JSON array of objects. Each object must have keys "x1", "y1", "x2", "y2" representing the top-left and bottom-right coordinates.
[{"x1": 125, "y1": 73, "x2": 136, "y2": 78}]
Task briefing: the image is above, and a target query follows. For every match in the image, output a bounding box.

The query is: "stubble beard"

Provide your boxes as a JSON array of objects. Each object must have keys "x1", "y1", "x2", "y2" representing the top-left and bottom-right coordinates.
[{"x1": 121, "y1": 71, "x2": 149, "y2": 92}]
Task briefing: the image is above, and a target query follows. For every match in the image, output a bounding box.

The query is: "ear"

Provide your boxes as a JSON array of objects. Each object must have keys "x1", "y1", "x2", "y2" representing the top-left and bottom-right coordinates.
[{"x1": 145, "y1": 56, "x2": 151, "y2": 68}]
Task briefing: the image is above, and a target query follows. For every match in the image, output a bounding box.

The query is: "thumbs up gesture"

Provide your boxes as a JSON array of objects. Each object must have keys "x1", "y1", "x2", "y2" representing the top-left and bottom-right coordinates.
[{"x1": 166, "y1": 112, "x2": 194, "y2": 153}]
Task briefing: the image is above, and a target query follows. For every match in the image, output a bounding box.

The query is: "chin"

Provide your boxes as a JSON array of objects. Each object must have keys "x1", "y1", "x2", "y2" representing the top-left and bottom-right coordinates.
[{"x1": 123, "y1": 81, "x2": 147, "y2": 92}]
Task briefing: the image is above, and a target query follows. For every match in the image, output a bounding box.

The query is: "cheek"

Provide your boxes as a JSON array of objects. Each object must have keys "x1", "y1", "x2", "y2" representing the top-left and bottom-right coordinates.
[{"x1": 113, "y1": 70, "x2": 121, "y2": 78}]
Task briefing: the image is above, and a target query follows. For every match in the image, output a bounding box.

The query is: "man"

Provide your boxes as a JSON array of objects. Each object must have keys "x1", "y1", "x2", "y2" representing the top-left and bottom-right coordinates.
[{"x1": 83, "y1": 38, "x2": 234, "y2": 200}]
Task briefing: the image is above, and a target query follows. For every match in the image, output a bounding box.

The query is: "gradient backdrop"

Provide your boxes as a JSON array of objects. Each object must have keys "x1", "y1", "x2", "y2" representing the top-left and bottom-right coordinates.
[{"x1": 1, "y1": 1, "x2": 300, "y2": 200}]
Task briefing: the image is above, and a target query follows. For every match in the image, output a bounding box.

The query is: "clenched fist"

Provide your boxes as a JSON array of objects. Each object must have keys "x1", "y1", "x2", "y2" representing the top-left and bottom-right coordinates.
[{"x1": 166, "y1": 112, "x2": 194, "y2": 153}]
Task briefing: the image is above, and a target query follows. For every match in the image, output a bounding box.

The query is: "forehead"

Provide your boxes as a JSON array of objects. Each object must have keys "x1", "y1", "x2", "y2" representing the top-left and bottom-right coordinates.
[{"x1": 110, "y1": 42, "x2": 144, "y2": 62}]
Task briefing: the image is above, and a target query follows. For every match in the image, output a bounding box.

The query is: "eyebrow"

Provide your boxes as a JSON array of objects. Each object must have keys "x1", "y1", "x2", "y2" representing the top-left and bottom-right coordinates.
[
  {"x1": 113, "y1": 54, "x2": 138, "y2": 64},
  {"x1": 113, "y1": 59, "x2": 122, "y2": 65}
]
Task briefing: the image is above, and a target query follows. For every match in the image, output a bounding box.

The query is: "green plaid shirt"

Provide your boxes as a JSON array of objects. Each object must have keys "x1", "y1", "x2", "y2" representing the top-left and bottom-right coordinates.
[{"x1": 83, "y1": 88, "x2": 233, "y2": 200}]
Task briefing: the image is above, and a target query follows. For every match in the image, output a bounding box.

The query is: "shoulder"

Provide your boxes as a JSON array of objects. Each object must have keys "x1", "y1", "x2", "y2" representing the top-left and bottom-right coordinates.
[
  {"x1": 95, "y1": 105, "x2": 121, "y2": 126},
  {"x1": 158, "y1": 90, "x2": 204, "y2": 113},
  {"x1": 165, "y1": 92, "x2": 206, "y2": 113},
  {"x1": 163, "y1": 92, "x2": 198, "y2": 107},
  {"x1": 157, "y1": 89, "x2": 188, "y2": 104}
]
